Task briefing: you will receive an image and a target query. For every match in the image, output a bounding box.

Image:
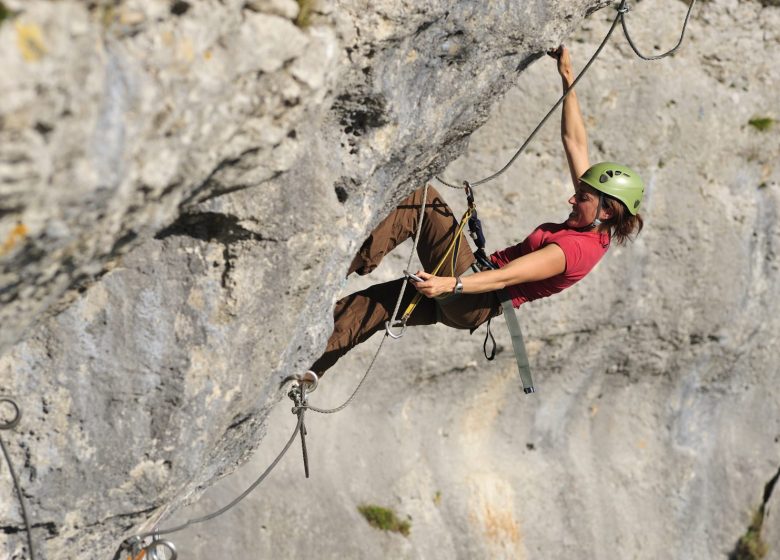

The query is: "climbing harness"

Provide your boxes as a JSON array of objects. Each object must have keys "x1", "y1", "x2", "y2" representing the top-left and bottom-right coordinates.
[
  {"x1": 114, "y1": 1, "x2": 699, "y2": 555},
  {"x1": 435, "y1": 0, "x2": 697, "y2": 190},
  {"x1": 0, "y1": 397, "x2": 36, "y2": 560}
]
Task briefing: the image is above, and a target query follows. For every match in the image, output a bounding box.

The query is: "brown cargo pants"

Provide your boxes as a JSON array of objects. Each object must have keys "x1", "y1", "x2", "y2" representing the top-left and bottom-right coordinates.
[{"x1": 310, "y1": 185, "x2": 501, "y2": 376}]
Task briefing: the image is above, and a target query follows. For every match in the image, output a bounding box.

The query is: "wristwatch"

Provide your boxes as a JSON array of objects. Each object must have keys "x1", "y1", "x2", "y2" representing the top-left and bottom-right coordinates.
[{"x1": 453, "y1": 276, "x2": 463, "y2": 294}]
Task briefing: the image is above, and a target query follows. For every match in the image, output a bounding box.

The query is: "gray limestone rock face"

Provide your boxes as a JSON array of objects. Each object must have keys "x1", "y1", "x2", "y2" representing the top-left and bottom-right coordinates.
[
  {"x1": 168, "y1": 1, "x2": 779, "y2": 559},
  {"x1": 0, "y1": 0, "x2": 620, "y2": 559}
]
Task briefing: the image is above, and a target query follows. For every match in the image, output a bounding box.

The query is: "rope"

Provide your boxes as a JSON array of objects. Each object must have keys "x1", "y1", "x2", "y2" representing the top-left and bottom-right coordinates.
[
  {"x1": 621, "y1": 0, "x2": 697, "y2": 61},
  {"x1": 435, "y1": 0, "x2": 697, "y2": 190},
  {"x1": 395, "y1": 204, "x2": 473, "y2": 321},
  {"x1": 385, "y1": 182, "x2": 430, "y2": 338},
  {"x1": 0, "y1": 397, "x2": 35, "y2": 560}
]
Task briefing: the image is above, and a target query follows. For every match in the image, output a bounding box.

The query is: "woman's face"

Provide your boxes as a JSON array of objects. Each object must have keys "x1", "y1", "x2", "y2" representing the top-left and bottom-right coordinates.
[{"x1": 566, "y1": 183, "x2": 602, "y2": 229}]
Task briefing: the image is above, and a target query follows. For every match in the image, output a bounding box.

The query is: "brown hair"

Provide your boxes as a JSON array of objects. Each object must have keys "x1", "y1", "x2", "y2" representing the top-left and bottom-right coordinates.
[{"x1": 601, "y1": 195, "x2": 644, "y2": 245}]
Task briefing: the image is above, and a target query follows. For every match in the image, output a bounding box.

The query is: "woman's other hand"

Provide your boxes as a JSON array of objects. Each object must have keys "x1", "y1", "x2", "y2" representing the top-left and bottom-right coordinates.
[
  {"x1": 412, "y1": 270, "x2": 455, "y2": 298},
  {"x1": 548, "y1": 45, "x2": 574, "y2": 84}
]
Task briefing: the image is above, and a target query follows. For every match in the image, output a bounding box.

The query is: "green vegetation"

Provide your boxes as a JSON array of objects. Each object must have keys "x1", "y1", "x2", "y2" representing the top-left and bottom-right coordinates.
[
  {"x1": 358, "y1": 504, "x2": 411, "y2": 536},
  {"x1": 98, "y1": 5, "x2": 116, "y2": 29},
  {"x1": 0, "y1": 2, "x2": 11, "y2": 26},
  {"x1": 732, "y1": 508, "x2": 768, "y2": 560},
  {"x1": 748, "y1": 117, "x2": 774, "y2": 132},
  {"x1": 296, "y1": 0, "x2": 315, "y2": 27}
]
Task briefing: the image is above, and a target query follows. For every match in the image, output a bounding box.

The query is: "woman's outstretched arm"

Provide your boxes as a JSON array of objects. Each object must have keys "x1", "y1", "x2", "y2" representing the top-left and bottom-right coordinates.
[
  {"x1": 413, "y1": 243, "x2": 566, "y2": 298},
  {"x1": 552, "y1": 46, "x2": 590, "y2": 188}
]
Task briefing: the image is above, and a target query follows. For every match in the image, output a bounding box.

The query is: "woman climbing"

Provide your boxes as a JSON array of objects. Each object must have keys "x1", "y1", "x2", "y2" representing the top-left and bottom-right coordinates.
[{"x1": 304, "y1": 46, "x2": 644, "y2": 383}]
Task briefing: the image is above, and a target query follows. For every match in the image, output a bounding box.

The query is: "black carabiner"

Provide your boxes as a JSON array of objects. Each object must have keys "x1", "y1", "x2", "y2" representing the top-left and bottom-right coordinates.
[{"x1": 463, "y1": 181, "x2": 475, "y2": 208}]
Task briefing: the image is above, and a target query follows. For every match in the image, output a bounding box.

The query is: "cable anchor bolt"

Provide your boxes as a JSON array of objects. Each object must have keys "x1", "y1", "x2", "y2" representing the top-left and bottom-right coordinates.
[{"x1": 280, "y1": 371, "x2": 318, "y2": 399}]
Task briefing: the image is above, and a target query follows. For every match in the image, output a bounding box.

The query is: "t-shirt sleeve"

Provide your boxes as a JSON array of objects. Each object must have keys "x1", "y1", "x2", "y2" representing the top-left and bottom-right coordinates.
[{"x1": 547, "y1": 236, "x2": 583, "y2": 276}]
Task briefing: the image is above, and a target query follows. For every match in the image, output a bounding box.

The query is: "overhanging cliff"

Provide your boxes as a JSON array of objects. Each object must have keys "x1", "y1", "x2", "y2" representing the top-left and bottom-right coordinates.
[{"x1": 0, "y1": 1, "x2": 618, "y2": 558}]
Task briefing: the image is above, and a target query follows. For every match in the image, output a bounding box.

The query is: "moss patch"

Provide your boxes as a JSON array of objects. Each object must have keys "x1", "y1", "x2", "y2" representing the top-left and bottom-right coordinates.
[
  {"x1": 0, "y1": 2, "x2": 9, "y2": 26},
  {"x1": 748, "y1": 117, "x2": 774, "y2": 132},
  {"x1": 730, "y1": 467, "x2": 780, "y2": 560},
  {"x1": 731, "y1": 508, "x2": 768, "y2": 560},
  {"x1": 295, "y1": 0, "x2": 315, "y2": 27},
  {"x1": 358, "y1": 504, "x2": 411, "y2": 536}
]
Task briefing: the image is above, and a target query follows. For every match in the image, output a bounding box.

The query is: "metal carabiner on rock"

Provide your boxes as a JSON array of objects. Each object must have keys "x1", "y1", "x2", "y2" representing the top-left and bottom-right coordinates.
[
  {"x1": 0, "y1": 398, "x2": 21, "y2": 430},
  {"x1": 144, "y1": 538, "x2": 177, "y2": 560}
]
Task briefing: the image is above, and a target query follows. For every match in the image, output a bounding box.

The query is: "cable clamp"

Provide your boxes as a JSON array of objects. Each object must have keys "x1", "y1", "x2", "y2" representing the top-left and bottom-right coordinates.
[
  {"x1": 285, "y1": 378, "x2": 312, "y2": 478},
  {"x1": 616, "y1": 0, "x2": 630, "y2": 14}
]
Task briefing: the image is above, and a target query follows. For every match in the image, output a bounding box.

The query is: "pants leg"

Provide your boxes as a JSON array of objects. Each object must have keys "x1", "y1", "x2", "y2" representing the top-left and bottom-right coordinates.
[
  {"x1": 309, "y1": 278, "x2": 439, "y2": 376},
  {"x1": 312, "y1": 184, "x2": 497, "y2": 377},
  {"x1": 348, "y1": 185, "x2": 476, "y2": 278}
]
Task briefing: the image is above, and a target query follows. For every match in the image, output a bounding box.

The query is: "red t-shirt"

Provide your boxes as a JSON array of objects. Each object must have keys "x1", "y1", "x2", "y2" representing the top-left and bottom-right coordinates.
[{"x1": 489, "y1": 223, "x2": 610, "y2": 308}]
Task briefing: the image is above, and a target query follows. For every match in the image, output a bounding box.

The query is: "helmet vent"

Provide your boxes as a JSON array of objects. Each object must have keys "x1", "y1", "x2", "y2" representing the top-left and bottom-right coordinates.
[{"x1": 599, "y1": 174, "x2": 608, "y2": 183}]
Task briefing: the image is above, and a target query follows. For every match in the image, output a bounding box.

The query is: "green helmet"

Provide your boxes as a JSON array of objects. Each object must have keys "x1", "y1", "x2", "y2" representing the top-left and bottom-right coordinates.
[{"x1": 579, "y1": 162, "x2": 644, "y2": 215}]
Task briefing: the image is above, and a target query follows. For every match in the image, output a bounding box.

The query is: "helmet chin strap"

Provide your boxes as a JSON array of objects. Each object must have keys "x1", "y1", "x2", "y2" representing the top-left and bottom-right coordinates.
[{"x1": 588, "y1": 193, "x2": 604, "y2": 229}]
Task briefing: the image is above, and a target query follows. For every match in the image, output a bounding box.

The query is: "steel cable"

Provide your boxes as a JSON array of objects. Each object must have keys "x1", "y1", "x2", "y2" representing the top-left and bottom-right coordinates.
[
  {"x1": 436, "y1": 0, "x2": 696, "y2": 190},
  {"x1": 131, "y1": 411, "x2": 304, "y2": 541},
  {"x1": 621, "y1": 0, "x2": 697, "y2": 60}
]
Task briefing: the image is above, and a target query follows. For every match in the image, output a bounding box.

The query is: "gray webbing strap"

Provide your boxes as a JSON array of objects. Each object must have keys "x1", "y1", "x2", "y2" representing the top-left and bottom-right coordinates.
[
  {"x1": 497, "y1": 290, "x2": 535, "y2": 394},
  {"x1": 434, "y1": 267, "x2": 534, "y2": 393}
]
